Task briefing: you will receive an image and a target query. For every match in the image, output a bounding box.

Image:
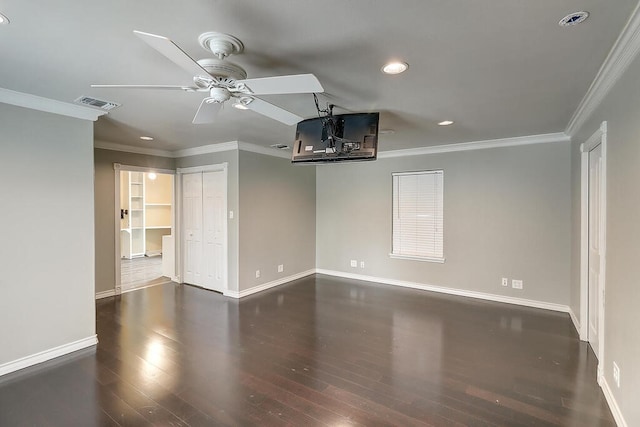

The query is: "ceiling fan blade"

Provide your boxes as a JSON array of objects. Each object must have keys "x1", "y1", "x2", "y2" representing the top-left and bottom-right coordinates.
[
  {"x1": 192, "y1": 99, "x2": 222, "y2": 124},
  {"x1": 245, "y1": 98, "x2": 302, "y2": 125},
  {"x1": 91, "y1": 84, "x2": 198, "y2": 91},
  {"x1": 134, "y1": 30, "x2": 210, "y2": 78},
  {"x1": 238, "y1": 74, "x2": 324, "y2": 95}
]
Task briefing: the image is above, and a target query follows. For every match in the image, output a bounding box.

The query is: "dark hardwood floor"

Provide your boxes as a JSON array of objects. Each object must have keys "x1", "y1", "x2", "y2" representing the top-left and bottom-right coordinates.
[{"x1": 0, "y1": 275, "x2": 614, "y2": 426}]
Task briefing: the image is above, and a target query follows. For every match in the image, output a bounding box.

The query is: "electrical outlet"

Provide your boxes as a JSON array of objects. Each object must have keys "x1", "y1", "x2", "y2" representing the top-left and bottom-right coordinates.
[
  {"x1": 360, "y1": 261, "x2": 365, "y2": 269},
  {"x1": 278, "y1": 264, "x2": 284, "y2": 273},
  {"x1": 512, "y1": 279, "x2": 523, "y2": 289},
  {"x1": 255, "y1": 270, "x2": 260, "y2": 278},
  {"x1": 350, "y1": 260, "x2": 357, "y2": 267},
  {"x1": 613, "y1": 362, "x2": 620, "y2": 388},
  {"x1": 501, "y1": 278, "x2": 509, "y2": 287}
]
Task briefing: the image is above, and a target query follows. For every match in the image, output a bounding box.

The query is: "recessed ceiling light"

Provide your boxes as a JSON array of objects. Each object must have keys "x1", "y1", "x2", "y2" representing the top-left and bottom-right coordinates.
[
  {"x1": 382, "y1": 61, "x2": 409, "y2": 75},
  {"x1": 379, "y1": 129, "x2": 396, "y2": 135},
  {"x1": 559, "y1": 11, "x2": 589, "y2": 27},
  {"x1": 233, "y1": 102, "x2": 248, "y2": 110},
  {"x1": 140, "y1": 136, "x2": 154, "y2": 141},
  {"x1": 0, "y1": 13, "x2": 10, "y2": 25},
  {"x1": 438, "y1": 120, "x2": 454, "y2": 126}
]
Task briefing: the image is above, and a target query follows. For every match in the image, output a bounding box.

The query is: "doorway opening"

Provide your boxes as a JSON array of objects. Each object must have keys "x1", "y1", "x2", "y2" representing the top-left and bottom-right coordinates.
[{"x1": 115, "y1": 164, "x2": 176, "y2": 294}]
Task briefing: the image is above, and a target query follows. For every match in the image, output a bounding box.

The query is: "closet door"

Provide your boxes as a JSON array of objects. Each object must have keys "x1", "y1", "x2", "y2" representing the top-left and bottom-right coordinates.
[
  {"x1": 202, "y1": 170, "x2": 226, "y2": 292},
  {"x1": 182, "y1": 173, "x2": 203, "y2": 286}
]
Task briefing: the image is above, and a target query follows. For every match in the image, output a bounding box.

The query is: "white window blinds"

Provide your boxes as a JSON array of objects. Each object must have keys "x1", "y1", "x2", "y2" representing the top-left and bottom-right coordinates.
[{"x1": 391, "y1": 170, "x2": 444, "y2": 262}]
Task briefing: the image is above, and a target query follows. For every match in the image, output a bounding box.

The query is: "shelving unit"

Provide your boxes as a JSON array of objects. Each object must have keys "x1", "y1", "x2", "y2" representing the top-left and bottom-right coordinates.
[{"x1": 120, "y1": 171, "x2": 173, "y2": 259}]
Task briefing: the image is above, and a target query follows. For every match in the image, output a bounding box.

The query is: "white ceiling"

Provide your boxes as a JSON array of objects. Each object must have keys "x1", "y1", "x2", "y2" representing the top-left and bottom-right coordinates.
[{"x1": 1, "y1": 1, "x2": 638, "y2": 152}]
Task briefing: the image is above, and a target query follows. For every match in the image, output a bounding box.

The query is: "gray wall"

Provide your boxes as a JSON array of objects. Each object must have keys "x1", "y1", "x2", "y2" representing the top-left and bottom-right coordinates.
[
  {"x1": 94, "y1": 148, "x2": 175, "y2": 294},
  {"x1": 569, "y1": 52, "x2": 640, "y2": 425},
  {"x1": 175, "y1": 150, "x2": 240, "y2": 292},
  {"x1": 0, "y1": 104, "x2": 95, "y2": 365},
  {"x1": 316, "y1": 142, "x2": 572, "y2": 306},
  {"x1": 238, "y1": 151, "x2": 316, "y2": 291}
]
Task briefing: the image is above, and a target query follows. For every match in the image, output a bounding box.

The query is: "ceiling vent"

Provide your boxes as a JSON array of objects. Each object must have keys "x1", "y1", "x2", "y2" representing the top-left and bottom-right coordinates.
[
  {"x1": 74, "y1": 96, "x2": 121, "y2": 111},
  {"x1": 270, "y1": 143, "x2": 290, "y2": 150}
]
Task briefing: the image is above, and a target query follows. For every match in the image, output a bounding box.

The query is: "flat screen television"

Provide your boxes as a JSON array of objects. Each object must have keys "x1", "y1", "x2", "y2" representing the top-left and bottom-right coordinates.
[{"x1": 291, "y1": 112, "x2": 379, "y2": 164}]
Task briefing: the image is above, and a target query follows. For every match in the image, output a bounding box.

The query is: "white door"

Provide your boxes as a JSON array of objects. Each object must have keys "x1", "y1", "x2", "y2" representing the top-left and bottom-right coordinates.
[
  {"x1": 202, "y1": 170, "x2": 226, "y2": 292},
  {"x1": 588, "y1": 143, "x2": 602, "y2": 357},
  {"x1": 183, "y1": 172, "x2": 203, "y2": 286},
  {"x1": 181, "y1": 170, "x2": 227, "y2": 292}
]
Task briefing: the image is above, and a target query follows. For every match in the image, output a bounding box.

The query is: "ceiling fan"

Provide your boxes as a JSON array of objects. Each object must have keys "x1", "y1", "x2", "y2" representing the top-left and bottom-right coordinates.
[{"x1": 91, "y1": 30, "x2": 324, "y2": 125}]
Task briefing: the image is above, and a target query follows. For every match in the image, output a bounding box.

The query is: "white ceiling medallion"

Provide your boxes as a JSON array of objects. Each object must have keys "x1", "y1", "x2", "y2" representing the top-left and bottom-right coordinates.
[{"x1": 559, "y1": 11, "x2": 590, "y2": 27}]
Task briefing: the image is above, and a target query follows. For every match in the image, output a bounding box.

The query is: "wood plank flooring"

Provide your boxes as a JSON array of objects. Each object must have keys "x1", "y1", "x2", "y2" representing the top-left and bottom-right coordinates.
[
  {"x1": 120, "y1": 255, "x2": 169, "y2": 291},
  {"x1": 0, "y1": 275, "x2": 615, "y2": 426}
]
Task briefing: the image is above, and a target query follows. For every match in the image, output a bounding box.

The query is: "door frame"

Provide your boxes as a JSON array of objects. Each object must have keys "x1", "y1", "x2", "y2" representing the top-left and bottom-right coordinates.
[
  {"x1": 113, "y1": 163, "x2": 176, "y2": 295},
  {"x1": 579, "y1": 121, "x2": 607, "y2": 383},
  {"x1": 176, "y1": 163, "x2": 229, "y2": 294}
]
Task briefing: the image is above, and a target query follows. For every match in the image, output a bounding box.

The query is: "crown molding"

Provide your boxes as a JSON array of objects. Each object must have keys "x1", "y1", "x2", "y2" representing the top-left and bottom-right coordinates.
[
  {"x1": 0, "y1": 88, "x2": 106, "y2": 121},
  {"x1": 565, "y1": 3, "x2": 640, "y2": 136},
  {"x1": 238, "y1": 141, "x2": 291, "y2": 159},
  {"x1": 94, "y1": 139, "x2": 294, "y2": 160},
  {"x1": 95, "y1": 132, "x2": 569, "y2": 160},
  {"x1": 172, "y1": 141, "x2": 239, "y2": 158},
  {"x1": 378, "y1": 132, "x2": 569, "y2": 159},
  {"x1": 94, "y1": 140, "x2": 174, "y2": 158}
]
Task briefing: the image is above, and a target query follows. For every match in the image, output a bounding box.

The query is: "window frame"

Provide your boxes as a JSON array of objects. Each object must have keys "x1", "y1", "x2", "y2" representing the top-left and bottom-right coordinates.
[{"x1": 389, "y1": 169, "x2": 445, "y2": 263}]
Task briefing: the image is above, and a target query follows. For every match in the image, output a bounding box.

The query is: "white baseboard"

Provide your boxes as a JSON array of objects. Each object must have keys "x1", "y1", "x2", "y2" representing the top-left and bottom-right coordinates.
[
  {"x1": 568, "y1": 307, "x2": 582, "y2": 337},
  {"x1": 225, "y1": 269, "x2": 316, "y2": 299},
  {"x1": 601, "y1": 377, "x2": 628, "y2": 427},
  {"x1": 0, "y1": 335, "x2": 98, "y2": 377},
  {"x1": 95, "y1": 289, "x2": 116, "y2": 300},
  {"x1": 316, "y1": 269, "x2": 571, "y2": 313}
]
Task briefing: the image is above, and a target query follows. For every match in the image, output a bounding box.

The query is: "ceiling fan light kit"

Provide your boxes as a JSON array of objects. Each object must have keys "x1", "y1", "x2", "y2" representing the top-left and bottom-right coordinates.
[{"x1": 91, "y1": 30, "x2": 323, "y2": 125}]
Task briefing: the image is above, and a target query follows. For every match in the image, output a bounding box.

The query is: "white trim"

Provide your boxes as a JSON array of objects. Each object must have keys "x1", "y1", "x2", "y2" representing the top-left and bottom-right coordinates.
[
  {"x1": 114, "y1": 163, "x2": 175, "y2": 175},
  {"x1": 96, "y1": 131, "x2": 569, "y2": 161},
  {"x1": 316, "y1": 269, "x2": 570, "y2": 313},
  {"x1": 0, "y1": 335, "x2": 98, "y2": 377},
  {"x1": 238, "y1": 141, "x2": 291, "y2": 159},
  {"x1": 173, "y1": 141, "x2": 238, "y2": 158},
  {"x1": 121, "y1": 280, "x2": 170, "y2": 294},
  {"x1": 378, "y1": 132, "x2": 569, "y2": 159},
  {"x1": 579, "y1": 122, "x2": 607, "y2": 369},
  {"x1": 95, "y1": 290, "x2": 116, "y2": 300},
  {"x1": 225, "y1": 269, "x2": 316, "y2": 299},
  {"x1": 0, "y1": 88, "x2": 106, "y2": 121},
  {"x1": 176, "y1": 163, "x2": 227, "y2": 174},
  {"x1": 568, "y1": 307, "x2": 580, "y2": 336},
  {"x1": 95, "y1": 140, "x2": 174, "y2": 158},
  {"x1": 601, "y1": 377, "x2": 628, "y2": 427},
  {"x1": 114, "y1": 164, "x2": 123, "y2": 296},
  {"x1": 389, "y1": 253, "x2": 445, "y2": 263},
  {"x1": 566, "y1": 2, "x2": 640, "y2": 136}
]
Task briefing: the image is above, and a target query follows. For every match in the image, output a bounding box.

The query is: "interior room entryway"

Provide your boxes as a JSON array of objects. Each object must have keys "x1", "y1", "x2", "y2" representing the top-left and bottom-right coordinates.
[{"x1": 115, "y1": 164, "x2": 176, "y2": 293}]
